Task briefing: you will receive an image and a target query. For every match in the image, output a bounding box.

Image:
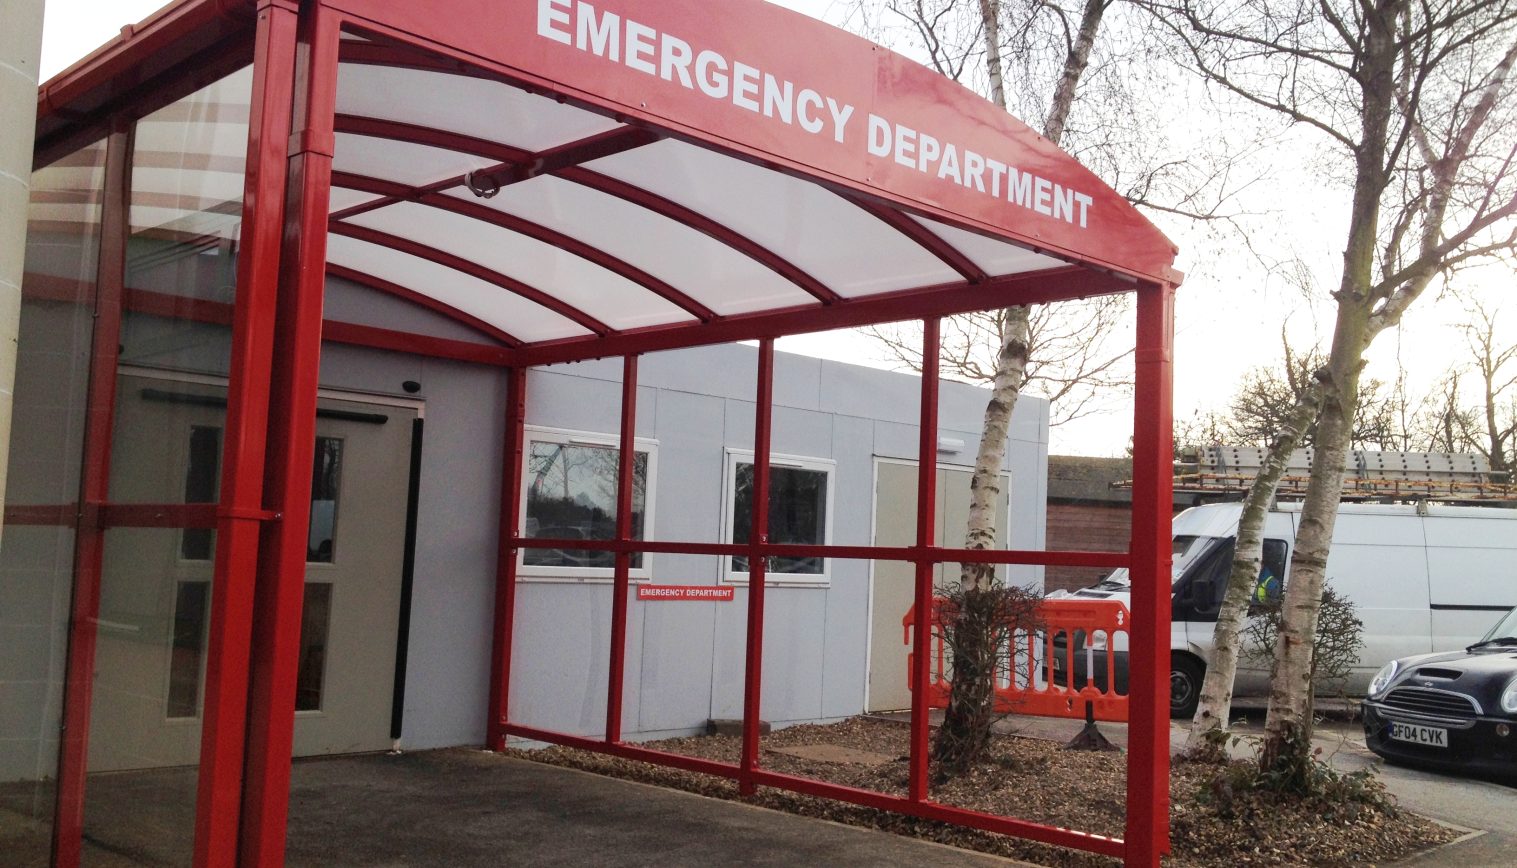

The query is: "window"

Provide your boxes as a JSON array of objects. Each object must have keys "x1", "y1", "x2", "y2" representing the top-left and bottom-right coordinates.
[
  {"x1": 295, "y1": 583, "x2": 333, "y2": 712},
  {"x1": 308, "y1": 437, "x2": 343, "y2": 563},
  {"x1": 166, "y1": 580, "x2": 210, "y2": 718},
  {"x1": 518, "y1": 427, "x2": 658, "y2": 580},
  {"x1": 723, "y1": 450, "x2": 835, "y2": 585},
  {"x1": 180, "y1": 426, "x2": 222, "y2": 560}
]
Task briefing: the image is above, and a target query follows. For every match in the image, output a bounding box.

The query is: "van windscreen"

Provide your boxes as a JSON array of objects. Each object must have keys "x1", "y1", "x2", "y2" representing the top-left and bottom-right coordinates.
[{"x1": 1172, "y1": 535, "x2": 1222, "y2": 586}]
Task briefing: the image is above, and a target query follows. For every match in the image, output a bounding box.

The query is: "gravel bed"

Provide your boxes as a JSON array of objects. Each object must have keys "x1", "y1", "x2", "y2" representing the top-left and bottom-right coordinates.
[{"x1": 503, "y1": 717, "x2": 1456, "y2": 866}]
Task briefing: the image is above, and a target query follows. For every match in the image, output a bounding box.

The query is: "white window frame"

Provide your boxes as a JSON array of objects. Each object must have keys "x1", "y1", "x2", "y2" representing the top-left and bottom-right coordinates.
[
  {"x1": 517, "y1": 425, "x2": 659, "y2": 583},
  {"x1": 721, "y1": 448, "x2": 836, "y2": 588}
]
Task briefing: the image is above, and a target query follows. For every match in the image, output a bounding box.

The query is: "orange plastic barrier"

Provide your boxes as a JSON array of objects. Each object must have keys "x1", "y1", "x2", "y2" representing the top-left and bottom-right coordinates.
[{"x1": 904, "y1": 597, "x2": 1130, "y2": 722}]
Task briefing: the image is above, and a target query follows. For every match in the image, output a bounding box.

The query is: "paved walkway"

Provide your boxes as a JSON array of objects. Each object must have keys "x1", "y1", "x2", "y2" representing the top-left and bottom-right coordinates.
[
  {"x1": 45, "y1": 749, "x2": 1027, "y2": 867},
  {"x1": 289, "y1": 750, "x2": 1028, "y2": 866}
]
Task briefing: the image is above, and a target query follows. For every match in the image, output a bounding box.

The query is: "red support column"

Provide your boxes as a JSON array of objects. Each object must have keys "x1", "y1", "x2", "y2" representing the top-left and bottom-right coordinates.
[
  {"x1": 192, "y1": 4, "x2": 300, "y2": 864},
  {"x1": 909, "y1": 317, "x2": 941, "y2": 802},
  {"x1": 606, "y1": 355, "x2": 639, "y2": 742},
  {"x1": 50, "y1": 121, "x2": 130, "y2": 868},
  {"x1": 739, "y1": 338, "x2": 775, "y2": 797},
  {"x1": 238, "y1": 5, "x2": 342, "y2": 866},
  {"x1": 1125, "y1": 283, "x2": 1175, "y2": 867},
  {"x1": 487, "y1": 366, "x2": 528, "y2": 749}
]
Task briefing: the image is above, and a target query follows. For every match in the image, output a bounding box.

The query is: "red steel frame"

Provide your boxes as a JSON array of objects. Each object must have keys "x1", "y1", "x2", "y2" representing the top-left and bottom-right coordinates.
[
  {"x1": 50, "y1": 120, "x2": 129, "y2": 868},
  {"x1": 29, "y1": 2, "x2": 1177, "y2": 866}
]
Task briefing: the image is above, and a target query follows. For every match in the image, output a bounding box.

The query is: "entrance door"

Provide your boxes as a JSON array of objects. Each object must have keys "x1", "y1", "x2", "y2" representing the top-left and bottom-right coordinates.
[
  {"x1": 866, "y1": 459, "x2": 1010, "y2": 712},
  {"x1": 89, "y1": 376, "x2": 416, "y2": 771}
]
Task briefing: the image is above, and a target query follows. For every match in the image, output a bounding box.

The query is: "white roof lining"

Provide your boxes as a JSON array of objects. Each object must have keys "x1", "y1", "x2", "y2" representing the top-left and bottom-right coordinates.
[{"x1": 321, "y1": 59, "x2": 1093, "y2": 346}]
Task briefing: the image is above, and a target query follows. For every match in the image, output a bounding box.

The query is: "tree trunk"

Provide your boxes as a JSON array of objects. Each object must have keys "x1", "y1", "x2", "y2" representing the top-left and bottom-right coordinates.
[
  {"x1": 961, "y1": 307, "x2": 1030, "y2": 588},
  {"x1": 1259, "y1": 0, "x2": 1402, "y2": 771},
  {"x1": 1186, "y1": 380, "x2": 1322, "y2": 754},
  {"x1": 1046, "y1": 0, "x2": 1107, "y2": 145},
  {"x1": 976, "y1": 0, "x2": 1006, "y2": 109}
]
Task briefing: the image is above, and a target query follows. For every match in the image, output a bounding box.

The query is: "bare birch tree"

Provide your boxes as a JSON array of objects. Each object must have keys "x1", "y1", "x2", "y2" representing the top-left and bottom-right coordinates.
[
  {"x1": 1147, "y1": 0, "x2": 1517, "y2": 770},
  {"x1": 846, "y1": 0, "x2": 1127, "y2": 772},
  {"x1": 1186, "y1": 378, "x2": 1321, "y2": 753},
  {"x1": 1458, "y1": 301, "x2": 1517, "y2": 474}
]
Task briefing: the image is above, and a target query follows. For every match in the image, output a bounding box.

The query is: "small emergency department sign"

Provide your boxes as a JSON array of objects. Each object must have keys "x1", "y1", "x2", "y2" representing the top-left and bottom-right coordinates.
[{"x1": 637, "y1": 585, "x2": 735, "y2": 602}]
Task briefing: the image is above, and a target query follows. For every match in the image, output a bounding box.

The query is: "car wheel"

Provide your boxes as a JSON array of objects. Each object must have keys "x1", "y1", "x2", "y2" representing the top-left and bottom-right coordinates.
[{"x1": 1170, "y1": 655, "x2": 1203, "y2": 719}]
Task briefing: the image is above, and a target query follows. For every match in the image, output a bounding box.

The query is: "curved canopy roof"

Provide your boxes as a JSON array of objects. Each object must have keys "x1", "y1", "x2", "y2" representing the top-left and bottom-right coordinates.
[{"x1": 35, "y1": 0, "x2": 1180, "y2": 365}]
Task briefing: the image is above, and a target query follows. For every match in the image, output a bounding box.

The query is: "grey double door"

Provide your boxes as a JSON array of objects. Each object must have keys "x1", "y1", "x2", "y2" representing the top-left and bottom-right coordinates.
[
  {"x1": 867, "y1": 459, "x2": 1010, "y2": 713},
  {"x1": 89, "y1": 375, "x2": 414, "y2": 772}
]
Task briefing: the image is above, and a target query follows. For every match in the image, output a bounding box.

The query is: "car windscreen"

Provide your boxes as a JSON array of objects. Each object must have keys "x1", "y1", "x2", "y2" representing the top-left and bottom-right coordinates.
[{"x1": 1479, "y1": 606, "x2": 1517, "y2": 643}]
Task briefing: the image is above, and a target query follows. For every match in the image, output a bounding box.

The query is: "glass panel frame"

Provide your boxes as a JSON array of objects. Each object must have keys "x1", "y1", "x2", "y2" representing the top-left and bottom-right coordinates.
[
  {"x1": 721, "y1": 449, "x2": 835, "y2": 586},
  {"x1": 516, "y1": 425, "x2": 658, "y2": 582}
]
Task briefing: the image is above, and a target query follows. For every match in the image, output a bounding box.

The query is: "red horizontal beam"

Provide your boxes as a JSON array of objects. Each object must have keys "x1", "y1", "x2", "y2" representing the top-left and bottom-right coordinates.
[
  {"x1": 321, "y1": 320, "x2": 512, "y2": 367},
  {"x1": 516, "y1": 266, "x2": 1130, "y2": 367},
  {"x1": 3, "y1": 504, "x2": 79, "y2": 526},
  {"x1": 502, "y1": 724, "x2": 740, "y2": 780},
  {"x1": 746, "y1": 769, "x2": 1125, "y2": 859},
  {"x1": 500, "y1": 722, "x2": 1121, "y2": 860},
  {"x1": 99, "y1": 503, "x2": 218, "y2": 529},
  {"x1": 327, "y1": 221, "x2": 610, "y2": 336},
  {"x1": 512, "y1": 537, "x2": 1128, "y2": 569}
]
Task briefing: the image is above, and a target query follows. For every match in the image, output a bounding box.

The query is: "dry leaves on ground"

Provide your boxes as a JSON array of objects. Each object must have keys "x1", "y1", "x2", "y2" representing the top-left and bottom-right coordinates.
[{"x1": 505, "y1": 717, "x2": 1457, "y2": 866}]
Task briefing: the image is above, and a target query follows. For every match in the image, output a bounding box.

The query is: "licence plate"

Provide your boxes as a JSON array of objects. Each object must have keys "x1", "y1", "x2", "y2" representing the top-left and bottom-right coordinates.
[{"x1": 1389, "y1": 722, "x2": 1448, "y2": 747}]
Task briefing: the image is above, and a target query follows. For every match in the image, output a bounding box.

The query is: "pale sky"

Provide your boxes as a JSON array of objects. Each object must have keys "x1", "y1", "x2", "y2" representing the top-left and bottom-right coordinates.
[{"x1": 37, "y1": 0, "x2": 1515, "y2": 457}]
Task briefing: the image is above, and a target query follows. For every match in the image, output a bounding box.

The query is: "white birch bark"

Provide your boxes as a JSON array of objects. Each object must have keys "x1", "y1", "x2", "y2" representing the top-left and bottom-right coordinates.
[
  {"x1": 961, "y1": 0, "x2": 1106, "y2": 585},
  {"x1": 1186, "y1": 380, "x2": 1321, "y2": 752}
]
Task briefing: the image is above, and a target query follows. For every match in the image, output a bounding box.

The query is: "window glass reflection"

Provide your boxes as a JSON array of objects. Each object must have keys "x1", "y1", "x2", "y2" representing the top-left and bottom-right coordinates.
[
  {"x1": 308, "y1": 438, "x2": 343, "y2": 563},
  {"x1": 732, "y1": 463, "x2": 829, "y2": 575},
  {"x1": 523, "y1": 438, "x2": 648, "y2": 572},
  {"x1": 296, "y1": 583, "x2": 334, "y2": 712}
]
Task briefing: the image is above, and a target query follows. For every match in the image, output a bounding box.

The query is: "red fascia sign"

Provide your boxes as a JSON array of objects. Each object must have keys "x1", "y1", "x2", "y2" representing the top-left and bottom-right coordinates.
[
  {"x1": 637, "y1": 584, "x2": 735, "y2": 602},
  {"x1": 334, "y1": 0, "x2": 1178, "y2": 284}
]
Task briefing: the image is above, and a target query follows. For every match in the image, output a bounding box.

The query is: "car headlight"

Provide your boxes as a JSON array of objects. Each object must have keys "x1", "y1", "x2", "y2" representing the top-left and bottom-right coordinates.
[
  {"x1": 1368, "y1": 661, "x2": 1400, "y2": 698},
  {"x1": 1502, "y1": 677, "x2": 1517, "y2": 715}
]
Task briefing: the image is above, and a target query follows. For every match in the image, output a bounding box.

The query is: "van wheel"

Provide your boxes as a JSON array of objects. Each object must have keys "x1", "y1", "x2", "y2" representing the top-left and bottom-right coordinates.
[{"x1": 1170, "y1": 655, "x2": 1203, "y2": 719}]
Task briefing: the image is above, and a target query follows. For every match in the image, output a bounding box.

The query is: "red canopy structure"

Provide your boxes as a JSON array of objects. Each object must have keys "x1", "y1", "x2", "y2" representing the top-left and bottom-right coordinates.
[{"x1": 26, "y1": 0, "x2": 1178, "y2": 864}]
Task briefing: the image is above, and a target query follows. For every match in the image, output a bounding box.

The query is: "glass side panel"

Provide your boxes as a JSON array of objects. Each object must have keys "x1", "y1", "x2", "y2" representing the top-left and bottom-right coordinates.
[
  {"x1": 0, "y1": 139, "x2": 106, "y2": 863},
  {"x1": 110, "y1": 65, "x2": 252, "y2": 502},
  {"x1": 82, "y1": 528, "x2": 216, "y2": 866}
]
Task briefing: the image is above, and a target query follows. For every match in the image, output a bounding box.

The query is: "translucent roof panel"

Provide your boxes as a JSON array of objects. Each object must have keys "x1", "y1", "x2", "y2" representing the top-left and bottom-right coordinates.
[
  {"x1": 324, "y1": 233, "x2": 591, "y2": 343},
  {"x1": 331, "y1": 132, "x2": 496, "y2": 188},
  {"x1": 909, "y1": 215, "x2": 1069, "y2": 277},
  {"x1": 336, "y1": 63, "x2": 624, "y2": 153},
  {"x1": 440, "y1": 179, "x2": 819, "y2": 316},
  {"x1": 587, "y1": 139, "x2": 963, "y2": 299},
  {"x1": 339, "y1": 201, "x2": 696, "y2": 331},
  {"x1": 328, "y1": 187, "x2": 381, "y2": 215}
]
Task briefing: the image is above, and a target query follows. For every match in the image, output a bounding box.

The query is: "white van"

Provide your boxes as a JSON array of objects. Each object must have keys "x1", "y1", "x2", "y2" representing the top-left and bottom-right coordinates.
[{"x1": 1056, "y1": 501, "x2": 1517, "y2": 717}]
